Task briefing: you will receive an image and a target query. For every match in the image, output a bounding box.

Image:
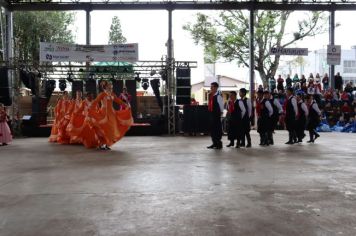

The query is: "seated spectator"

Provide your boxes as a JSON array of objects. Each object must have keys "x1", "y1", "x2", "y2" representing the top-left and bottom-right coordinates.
[
  {"x1": 307, "y1": 84, "x2": 315, "y2": 95},
  {"x1": 340, "y1": 90, "x2": 350, "y2": 104},
  {"x1": 341, "y1": 102, "x2": 352, "y2": 122}
]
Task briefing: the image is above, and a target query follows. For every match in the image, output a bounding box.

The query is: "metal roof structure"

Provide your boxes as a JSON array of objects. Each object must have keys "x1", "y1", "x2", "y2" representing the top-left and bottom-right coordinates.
[{"x1": 3, "y1": 0, "x2": 356, "y2": 11}]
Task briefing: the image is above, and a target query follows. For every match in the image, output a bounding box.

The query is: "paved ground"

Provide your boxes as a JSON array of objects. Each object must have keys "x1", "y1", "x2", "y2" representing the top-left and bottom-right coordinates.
[{"x1": 0, "y1": 131, "x2": 355, "y2": 236}]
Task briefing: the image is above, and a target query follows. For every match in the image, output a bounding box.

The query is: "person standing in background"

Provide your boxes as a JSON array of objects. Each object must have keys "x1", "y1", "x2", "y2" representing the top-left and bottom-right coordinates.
[
  {"x1": 335, "y1": 72, "x2": 343, "y2": 91},
  {"x1": 286, "y1": 74, "x2": 293, "y2": 89},
  {"x1": 322, "y1": 73, "x2": 329, "y2": 91},
  {"x1": 277, "y1": 75, "x2": 284, "y2": 92},
  {"x1": 0, "y1": 103, "x2": 12, "y2": 146}
]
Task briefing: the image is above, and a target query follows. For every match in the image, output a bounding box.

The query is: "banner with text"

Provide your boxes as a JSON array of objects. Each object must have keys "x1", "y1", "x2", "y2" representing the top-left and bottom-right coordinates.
[
  {"x1": 270, "y1": 47, "x2": 308, "y2": 56},
  {"x1": 327, "y1": 45, "x2": 341, "y2": 65},
  {"x1": 40, "y1": 43, "x2": 139, "y2": 62}
]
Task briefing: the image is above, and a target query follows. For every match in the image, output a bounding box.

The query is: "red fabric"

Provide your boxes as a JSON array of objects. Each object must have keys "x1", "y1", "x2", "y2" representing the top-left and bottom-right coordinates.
[
  {"x1": 228, "y1": 100, "x2": 234, "y2": 113},
  {"x1": 341, "y1": 92, "x2": 349, "y2": 101},
  {"x1": 255, "y1": 99, "x2": 262, "y2": 117},
  {"x1": 208, "y1": 94, "x2": 213, "y2": 112},
  {"x1": 341, "y1": 104, "x2": 352, "y2": 113}
]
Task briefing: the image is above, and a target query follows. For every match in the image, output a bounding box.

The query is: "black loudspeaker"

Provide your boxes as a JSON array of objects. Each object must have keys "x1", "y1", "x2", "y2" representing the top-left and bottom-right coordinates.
[
  {"x1": 0, "y1": 67, "x2": 12, "y2": 106},
  {"x1": 176, "y1": 67, "x2": 191, "y2": 105},
  {"x1": 31, "y1": 96, "x2": 48, "y2": 126},
  {"x1": 112, "y1": 80, "x2": 123, "y2": 110},
  {"x1": 112, "y1": 80, "x2": 123, "y2": 96},
  {"x1": 85, "y1": 79, "x2": 97, "y2": 97},
  {"x1": 72, "y1": 80, "x2": 83, "y2": 95},
  {"x1": 125, "y1": 80, "x2": 137, "y2": 118},
  {"x1": 183, "y1": 105, "x2": 210, "y2": 134}
]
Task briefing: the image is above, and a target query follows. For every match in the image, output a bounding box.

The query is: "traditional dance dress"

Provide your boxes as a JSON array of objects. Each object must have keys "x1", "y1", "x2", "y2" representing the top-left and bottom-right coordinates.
[
  {"x1": 49, "y1": 99, "x2": 62, "y2": 142},
  {"x1": 57, "y1": 99, "x2": 74, "y2": 144},
  {"x1": 89, "y1": 91, "x2": 133, "y2": 147},
  {"x1": 0, "y1": 109, "x2": 12, "y2": 145},
  {"x1": 66, "y1": 98, "x2": 84, "y2": 144}
]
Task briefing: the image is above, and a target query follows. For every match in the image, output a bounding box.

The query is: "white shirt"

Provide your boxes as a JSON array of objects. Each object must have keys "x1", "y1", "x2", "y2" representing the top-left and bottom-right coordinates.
[
  {"x1": 238, "y1": 100, "x2": 246, "y2": 118},
  {"x1": 290, "y1": 96, "x2": 299, "y2": 117},
  {"x1": 300, "y1": 102, "x2": 309, "y2": 117},
  {"x1": 264, "y1": 100, "x2": 274, "y2": 117},
  {"x1": 241, "y1": 97, "x2": 252, "y2": 118},
  {"x1": 273, "y1": 98, "x2": 283, "y2": 114},
  {"x1": 312, "y1": 102, "x2": 321, "y2": 115},
  {"x1": 214, "y1": 91, "x2": 224, "y2": 113}
]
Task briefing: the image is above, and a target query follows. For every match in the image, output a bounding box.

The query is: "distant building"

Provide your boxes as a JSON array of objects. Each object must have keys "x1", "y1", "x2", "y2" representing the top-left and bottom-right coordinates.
[
  {"x1": 279, "y1": 47, "x2": 356, "y2": 85},
  {"x1": 192, "y1": 75, "x2": 248, "y2": 105}
]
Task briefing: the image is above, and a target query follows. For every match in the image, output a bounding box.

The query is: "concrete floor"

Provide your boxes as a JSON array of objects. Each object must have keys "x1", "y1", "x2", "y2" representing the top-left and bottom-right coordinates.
[{"x1": 0, "y1": 131, "x2": 356, "y2": 236}]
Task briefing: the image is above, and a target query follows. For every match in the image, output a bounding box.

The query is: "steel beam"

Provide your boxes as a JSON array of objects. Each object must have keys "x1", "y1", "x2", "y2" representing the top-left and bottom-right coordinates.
[
  {"x1": 167, "y1": 8, "x2": 175, "y2": 135},
  {"x1": 7, "y1": 2, "x2": 356, "y2": 12},
  {"x1": 329, "y1": 10, "x2": 335, "y2": 89},
  {"x1": 249, "y1": 8, "x2": 255, "y2": 100},
  {"x1": 86, "y1": 9, "x2": 91, "y2": 45}
]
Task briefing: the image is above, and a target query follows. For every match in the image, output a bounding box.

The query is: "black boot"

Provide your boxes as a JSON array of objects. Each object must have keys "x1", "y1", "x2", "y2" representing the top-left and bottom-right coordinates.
[
  {"x1": 215, "y1": 141, "x2": 223, "y2": 149},
  {"x1": 307, "y1": 131, "x2": 314, "y2": 143},
  {"x1": 285, "y1": 133, "x2": 294, "y2": 144},
  {"x1": 226, "y1": 140, "x2": 234, "y2": 147},
  {"x1": 207, "y1": 144, "x2": 216, "y2": 149},
  {"x1": 246, "y1": 133, "x2": 251, "y2": 147},
  {"x1": 268, "y1": 132, "x2": 274, "y2": 145},
  {"x1": 314, "y1": 131, "x2": 320, "y2": 141}
]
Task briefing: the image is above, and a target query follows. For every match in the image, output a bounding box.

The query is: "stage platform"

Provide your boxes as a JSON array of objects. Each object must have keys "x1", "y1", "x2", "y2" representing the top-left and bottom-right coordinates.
[{"x1": 0, "y1": 131, "x2": 356, "y2": 235}]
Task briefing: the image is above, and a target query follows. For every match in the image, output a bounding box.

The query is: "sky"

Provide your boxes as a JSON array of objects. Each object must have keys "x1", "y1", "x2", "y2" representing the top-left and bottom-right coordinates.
[{"x1": 70, "y1": 10, "x2": 356, "y2": 84}]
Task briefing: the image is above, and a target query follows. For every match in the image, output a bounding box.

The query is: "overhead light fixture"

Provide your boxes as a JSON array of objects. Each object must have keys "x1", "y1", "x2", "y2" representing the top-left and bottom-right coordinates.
[
  {"x1": 142, "y1": 78, "x2": 149, "y2": 90},
  {"x1": 135, "y1": 72, "x2": 141, "y2": 82}
]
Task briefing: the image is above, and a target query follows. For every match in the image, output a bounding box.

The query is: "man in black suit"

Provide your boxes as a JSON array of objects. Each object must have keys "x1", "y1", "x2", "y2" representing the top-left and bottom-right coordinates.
[
  {"x1": 285, "y1": 87, "x2": 298, "y2": 144},
  {"x1": 207, "y1": 82, "x2": 224, "y2": 149}
]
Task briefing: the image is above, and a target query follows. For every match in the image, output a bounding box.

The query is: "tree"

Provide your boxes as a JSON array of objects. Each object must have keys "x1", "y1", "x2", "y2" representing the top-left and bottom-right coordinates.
[
  {"x1": 13, "y1": 11, "x2": 75, "y2": 62},
  {"x1": 184, "y1": 11, "x2": 327, "y2": 87},
  {"x1": 108, "y1": 16, "x2": 126, "y2": 44}
]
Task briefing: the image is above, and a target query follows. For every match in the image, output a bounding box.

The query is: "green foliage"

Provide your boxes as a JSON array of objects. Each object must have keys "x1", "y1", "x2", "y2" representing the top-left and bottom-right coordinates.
[
  {"x1": 184, "y1": 10, "x2": 327, "y2": 86},
  {"x1": 108, "y1": 16, "x2": 126, "y2": 44},
  {"x1": 13, "y1": 11, "x2": 75, "y2": 62}
]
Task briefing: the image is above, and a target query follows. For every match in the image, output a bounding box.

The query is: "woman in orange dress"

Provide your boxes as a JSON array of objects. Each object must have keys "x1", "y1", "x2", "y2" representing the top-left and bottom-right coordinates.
[
  {"x1": 78, "y1": 92, "x2": 111, "y2": 149},
  {"x1": 89, "y1": 81, "x2": 133, "y2": 150},
  {"x1": 49, "y1": 91, "x2": 68, "y2": 142},
  {"x1": 57, "y1": 92, "x2": 74, "y2": 144},
  {"x1": 66, "y1": 90, "x2": 84, "y2": 144}
]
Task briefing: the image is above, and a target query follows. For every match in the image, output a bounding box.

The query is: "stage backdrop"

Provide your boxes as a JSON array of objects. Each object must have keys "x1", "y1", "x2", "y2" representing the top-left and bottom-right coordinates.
[{"x1": 40, "y1": 43, "x2": 139, "y2": 62}]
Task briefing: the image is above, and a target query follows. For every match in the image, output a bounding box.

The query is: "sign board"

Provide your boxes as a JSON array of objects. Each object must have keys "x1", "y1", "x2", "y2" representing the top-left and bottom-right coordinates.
[
  {"x1": 270, "y1": 47, "x2": 308, "y2": 56},
  {"x1": 327, "y1": 45, "x2": 341, "y2": 65},
  {"x1": 40, "y1": 42, "x2": 139, "y2": 62}
]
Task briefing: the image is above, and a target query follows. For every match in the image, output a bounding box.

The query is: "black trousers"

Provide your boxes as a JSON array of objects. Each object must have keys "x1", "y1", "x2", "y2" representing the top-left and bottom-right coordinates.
[
  {"x1": 227, "y1": 116, "x2": 238, "y2": 141},
  {"x1": 241, "y1": 117, "x2": 251, "y2": 145},
  {"x1": 285, "y1": 118, "x2": 297, "y2": 142},
  {"x1": 210, "y1": 115, "x2": 222, "y2": 146},
  {"x1": 307, "y1": 118, "x2": 320, "y2": 141},
  {"x1": 296, "y1": 118, "x2": 306, "y2": 141}
]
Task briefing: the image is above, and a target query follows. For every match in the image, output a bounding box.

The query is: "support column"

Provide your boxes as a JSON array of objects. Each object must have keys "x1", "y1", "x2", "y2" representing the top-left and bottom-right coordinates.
[
  {"x1": 329, "y1": 10, "x2": 335, "y2": 89},
  {"x1": 167, "y1": 9, "x2": 175, "y2": 135},
  {"x1": 4, "y1": 9, "x2": 15, "y2": 119},
  {"x1": 86, "y1": 9, "x2": 91, "y2": 45},
  {"x1": 4, "y1": 9, "x2": 13, "y2": 62},
  {"x1": 249, "y1": 8, "x2": 255, "y2": 98}
]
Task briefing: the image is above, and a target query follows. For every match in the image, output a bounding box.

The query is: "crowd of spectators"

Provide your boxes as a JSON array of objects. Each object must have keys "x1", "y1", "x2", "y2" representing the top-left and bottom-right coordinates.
[{"x1": 266, "y1": 72, "x2": 356, "y2": 133}]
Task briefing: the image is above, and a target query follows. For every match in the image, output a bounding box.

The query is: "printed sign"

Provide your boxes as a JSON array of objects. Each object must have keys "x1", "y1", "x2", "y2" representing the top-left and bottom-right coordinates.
[
  {"x1": 40, "y1": 42, "x2": 139, "y2": 62},
  {"x1": 327, "y1": 45, "x2": 341, "y2": 65},
  {"x1": 270, "y1": 47, "x2": 308, "y2": 56}
]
